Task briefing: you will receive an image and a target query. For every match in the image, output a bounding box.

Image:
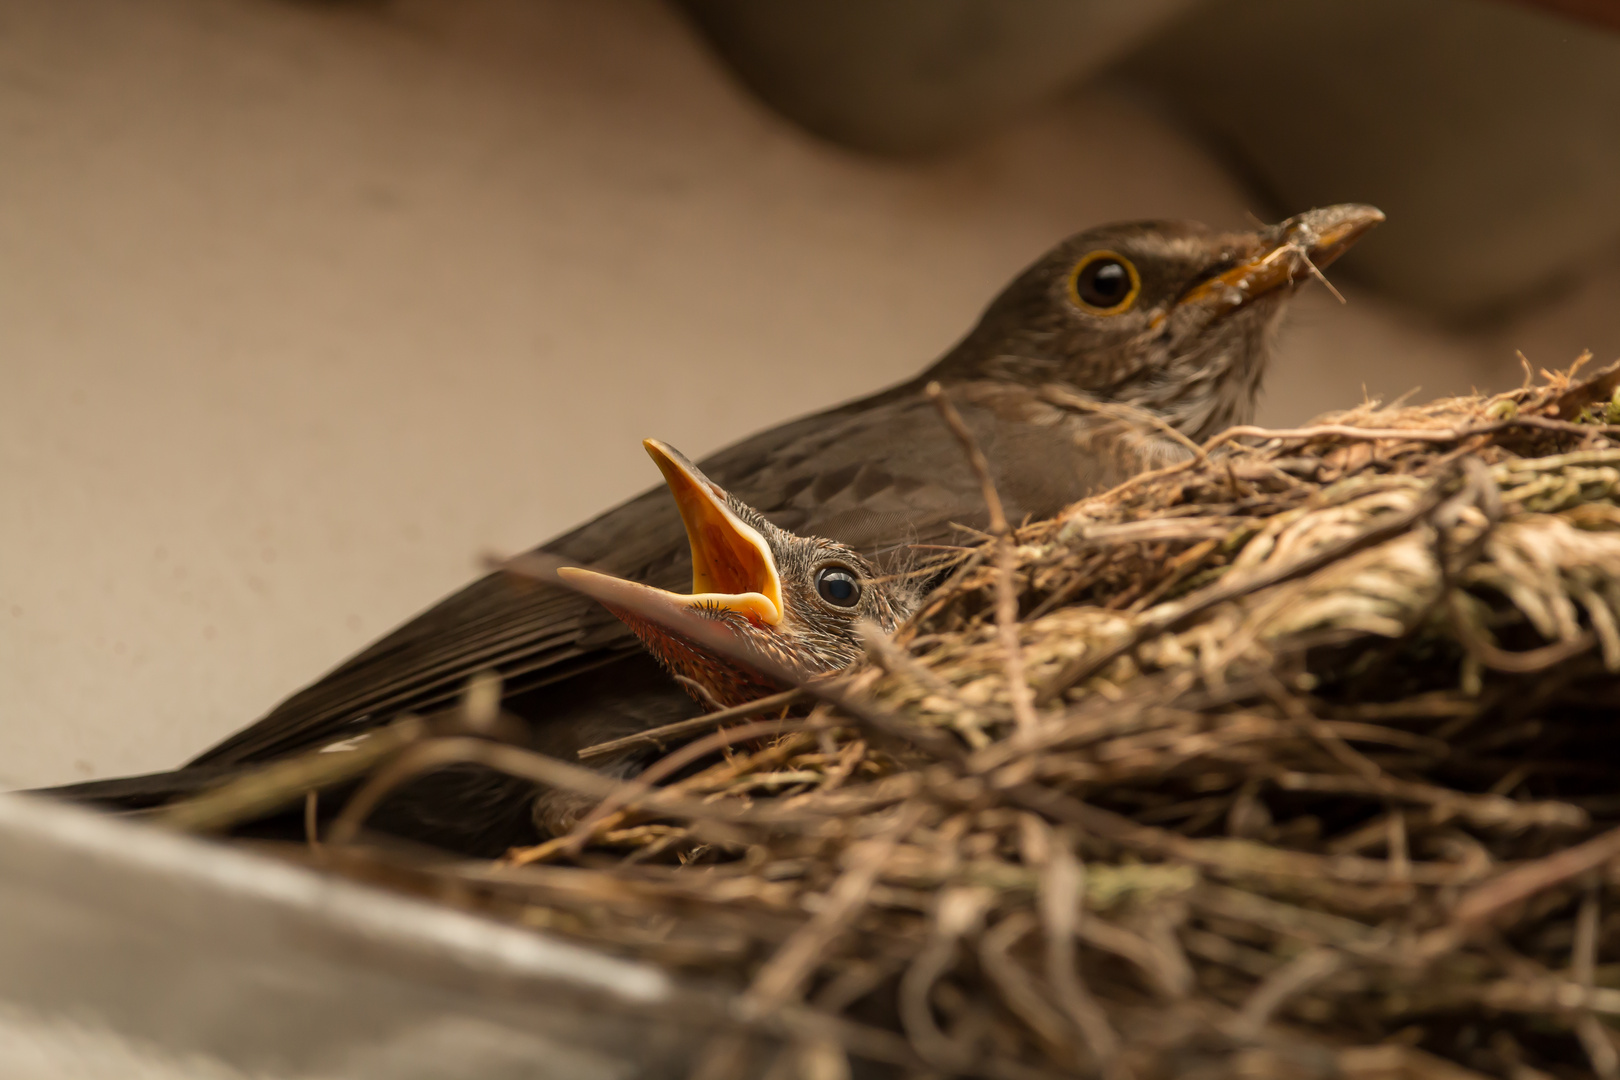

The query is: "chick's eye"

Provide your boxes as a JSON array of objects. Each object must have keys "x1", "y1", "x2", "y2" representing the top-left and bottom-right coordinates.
[
  {"x1": 1069, "y1": 252, "x2": 1139, "y2": 313},
  {"x1": 814, "y1": 566, "x2": 862, "y2": 608}
]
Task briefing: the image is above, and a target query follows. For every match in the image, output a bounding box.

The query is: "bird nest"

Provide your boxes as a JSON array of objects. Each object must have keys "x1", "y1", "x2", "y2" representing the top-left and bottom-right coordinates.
[{"x1": 169, "y1": 357, "x2": 1620, "y2": 1079}]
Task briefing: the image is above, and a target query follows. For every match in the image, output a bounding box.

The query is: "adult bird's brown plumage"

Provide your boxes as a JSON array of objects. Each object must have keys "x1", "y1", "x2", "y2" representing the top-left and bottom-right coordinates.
[{"x1": 40, "y1": 205, "x2": 1383, "y2": 853}]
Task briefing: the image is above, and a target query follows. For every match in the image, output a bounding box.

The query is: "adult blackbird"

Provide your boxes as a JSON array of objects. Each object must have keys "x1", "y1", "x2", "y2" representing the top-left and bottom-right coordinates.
[{"x1": 42, "y1": 204, "x2": 1383, "y2": 852}]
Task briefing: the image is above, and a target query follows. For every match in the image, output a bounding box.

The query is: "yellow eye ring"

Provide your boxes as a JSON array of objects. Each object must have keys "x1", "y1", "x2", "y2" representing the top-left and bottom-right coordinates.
[{"x1": 1067, "y1": 250, "x2": 1141, "y2": 314}]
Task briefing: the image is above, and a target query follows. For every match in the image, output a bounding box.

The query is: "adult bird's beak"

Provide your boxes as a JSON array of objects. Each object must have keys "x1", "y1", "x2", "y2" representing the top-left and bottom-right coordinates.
[
  {"x1": 1170, "y1": 203, "x2": 1385, "y2": 322},
  {"x1": 556, "y1": 439, "x2": 785, "y2": 643}
]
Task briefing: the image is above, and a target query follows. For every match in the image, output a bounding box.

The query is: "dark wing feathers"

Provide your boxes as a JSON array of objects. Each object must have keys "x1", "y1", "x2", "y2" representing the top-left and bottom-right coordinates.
[{"x1": 189, "y1": 382, "x2": 1132, "y2": 768}]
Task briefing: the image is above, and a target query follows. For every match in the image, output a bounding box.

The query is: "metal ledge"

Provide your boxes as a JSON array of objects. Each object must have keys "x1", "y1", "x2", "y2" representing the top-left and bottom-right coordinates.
[{"x1": 0, "y1": 794, "x2": 721, "y2": 1079}]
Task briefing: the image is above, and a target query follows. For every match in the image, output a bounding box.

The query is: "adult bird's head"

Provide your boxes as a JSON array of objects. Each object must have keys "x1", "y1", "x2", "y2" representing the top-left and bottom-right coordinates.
[
  {"x1": 557, "y1": 440, "x2": 918, "y2": 708},
  {"x1": 930, "y1": 203, "x2": 1385, "y2": 442}
]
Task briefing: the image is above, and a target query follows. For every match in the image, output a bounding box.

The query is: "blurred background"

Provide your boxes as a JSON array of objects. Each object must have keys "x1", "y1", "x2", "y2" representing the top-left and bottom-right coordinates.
[{"x1": 2, "y1": 0, "x2": 1617, "y2": 789}]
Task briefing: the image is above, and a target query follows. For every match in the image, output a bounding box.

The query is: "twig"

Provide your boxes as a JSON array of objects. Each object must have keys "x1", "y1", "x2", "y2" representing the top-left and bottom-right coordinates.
[
  {"x1": 1207, "y1": 415, "x2": 1620, "y2": 451},
  {"x1": 1572, "y1": 886, "x2": 1619, "y2": 1078},
  {"x1": 1037, "y1": 383, "x2": 1207, "y2": 464},
  {"x1": 1271, "y1": 771, "x2": 1587, "y2": 830},
  {"x1": 325, "y1": 734, "x2": 825, "y2": 848},
  {"x1": 1036, "y1": 474, "x2": 1452, "y2": 705},
  {"x1": 1576, "y1": 1014, "x2": 1620, "y2": 1080},
  {"x1": 1207, "y1": 423, "x2": 1470, "y2": 448},
  {"x1": 1298, "y1": 248, "x2": 1347, "y2": 304},
  {"x1": 1425, "y1": 822, "x2": 1620, "y2": 952},
  {"x1": 1235, "y1": 947, "x2": 1344, "y2": 1038},
  {"x1": 979, "y1": 913, "x2": 1077, "y2": 1055},
  {"x1": 1574, "y1": 884, "x2": 1600, "y2": 989},
  {"x1": 577, "y1": 688, "x2": 806, "y2": 762},
  {"x1": 1006, "y1": 783, "x2": 1475, "y2": 887},
  {"x1": 744, "y1": 801, "x2": 928, "y2": 1009},
  {"x1": 759, "y1": 1002, "x2": 926, "y2": 1070},
  {"x1": 1385, "y1": 811, "x2": 1410, "y2": 884},
  {"x1": 856, "y1": 620, "x2": 977, "y2": 713},
  {"x1": 928, "y1": 381, "x2": 1039, "y2": 735},
  {"x1": 898, "y1": 887, "x2": 991, "y2": 1070},
  {"x1": 1035, "y1": 824, "x2": 1119, "y2": 1067},
  {"x1": 674, "y1": 674, "x2": 726, "y2": 713},
  {"x1": 153, "y1": 716, "x2": 425, "y2": 832},
  {"x1": 560, "y1": 717, "x2": 814, "y2": 854},
  {"x1": 326, "y1": 736, "x2": 623, "y2": 845},
  {"x1": 304, "y1": 790, "x2": 321, "y2": 850},
  {"x1": 1256, "y1": 670, "x2": 1382, "y2": 781},
  {"x1": 1446, "y1": 597, "x2": 1597, "y2": 674},
  {"x1": 923, "y1": 382, "x2": 1008, "y2": 534}
]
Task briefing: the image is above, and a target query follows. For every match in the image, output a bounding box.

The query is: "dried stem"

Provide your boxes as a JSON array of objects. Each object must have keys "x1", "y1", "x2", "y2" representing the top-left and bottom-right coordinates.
[
  {"x1": 577, "y1": 688, "x2": 805, "y2": 762},
  {"x1": 927, "y1": 381, "x2": 1039, "y2": 735}
]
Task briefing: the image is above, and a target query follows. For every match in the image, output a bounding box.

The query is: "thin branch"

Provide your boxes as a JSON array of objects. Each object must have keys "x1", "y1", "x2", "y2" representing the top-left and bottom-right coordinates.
[
  {"x1": 744, "y1": 800, "x2": 928, "y2": 1009},
  {"x1": 673, "y1": 674, "x2": 726, "y2": 713},
  {"x1": 1415, "y1": 822, "x2": 1620, "y2": 960},
  {"x1": 304, "y1": 790, "x2": 321, "y2": 851},
  {"x1": 1036, "y1": 472, "x2": 1452, "y2": 705},
  {"x1": 1235, "y1": 948, "x2": 1344, "y2": 1037},
  {"x1": 577, "y1": 688, "x2": 805, "y2": 762},
  {"x1": 326, "y1": 736, "x2": 623, "y2": 846},
  {"x1": 857, "y1": 620, "x2": 978, "y2": 714},
  {"x1": 1037, "y1": 383, "x2": 1207, "y2": 465},
  {"x1": 153, "y1": 716, "x2": 426, "y2": 833},
  {"x1": 325, "y1": 734, "x2": 826, "y2": 849},
  {"x1": 1036, "y1": 824, "x2": 1119, "y2": 1067},
  {"x1": 560, "y1": 717, "x2": 814, "y2": 854},
  {"x1": 1208, "y1": 415, "x2": 1620, "y2": 451},
  {"x1": 927, "y1": 381, "x2": 1039, "y2": 735}
]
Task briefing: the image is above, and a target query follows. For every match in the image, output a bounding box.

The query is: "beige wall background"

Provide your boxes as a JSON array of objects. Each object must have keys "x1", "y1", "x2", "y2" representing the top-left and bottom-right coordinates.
[{"x1": 3, "y1": 0, "x2": 1616, "y2": 788}]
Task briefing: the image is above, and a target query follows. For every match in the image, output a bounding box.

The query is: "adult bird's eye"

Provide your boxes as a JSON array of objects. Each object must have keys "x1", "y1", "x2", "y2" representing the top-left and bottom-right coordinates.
[
  {"x1": 814, "y1": 565, "x2": 862, "y2": 608},
  {"x1": 1068, "y1": 251, "x2": 1140, "y2": 314}
]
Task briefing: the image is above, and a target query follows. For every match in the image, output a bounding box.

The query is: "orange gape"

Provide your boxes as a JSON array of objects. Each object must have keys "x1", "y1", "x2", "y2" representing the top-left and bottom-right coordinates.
[
  {"x1": 699, "y1": 521, "x2": 767, "y2": 596},
  {"x1": 557, "y1": 439, "x2": 916, "y2": 713}
]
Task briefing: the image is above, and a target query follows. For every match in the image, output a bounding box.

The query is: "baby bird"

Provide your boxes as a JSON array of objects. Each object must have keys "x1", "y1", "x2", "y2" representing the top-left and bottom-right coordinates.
[{"x1": 558, "y1": 439, "x2": 919, "y2": 708}]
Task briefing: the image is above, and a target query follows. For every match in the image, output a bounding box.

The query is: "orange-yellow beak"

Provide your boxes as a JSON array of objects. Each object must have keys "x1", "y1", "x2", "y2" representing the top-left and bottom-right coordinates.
[{"x1": 557, "y1": 439, "x2": 785, "y2": 633}]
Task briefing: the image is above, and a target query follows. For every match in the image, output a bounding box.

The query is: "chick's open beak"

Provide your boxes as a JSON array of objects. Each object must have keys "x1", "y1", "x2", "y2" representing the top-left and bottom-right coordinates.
[
  {"x1": 1173, "y1": 203, "x2": 1385, "y2": 321},
  {"x1": 557, "y1": 439, "x2": 784, "y2": 638}
]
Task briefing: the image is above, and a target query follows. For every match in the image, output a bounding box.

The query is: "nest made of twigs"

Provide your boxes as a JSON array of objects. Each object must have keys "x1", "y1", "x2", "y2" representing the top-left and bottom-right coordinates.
[{"x1": 165, "y1": 357, "x2": 1620, "y2": 1079}]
